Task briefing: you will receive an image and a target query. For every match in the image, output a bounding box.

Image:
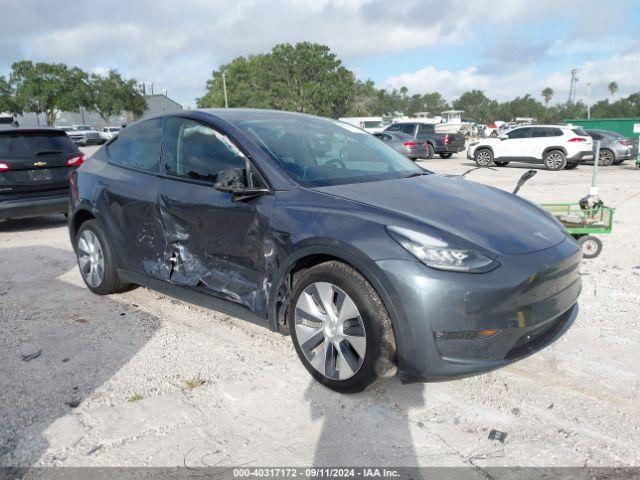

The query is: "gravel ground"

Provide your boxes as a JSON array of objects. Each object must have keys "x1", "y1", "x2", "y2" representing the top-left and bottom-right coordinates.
[{"x1": 1, "y1": 148, "x2": 639, "y2": 468}]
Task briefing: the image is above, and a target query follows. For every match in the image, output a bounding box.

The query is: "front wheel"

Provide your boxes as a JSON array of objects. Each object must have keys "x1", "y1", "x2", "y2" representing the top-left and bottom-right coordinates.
[
  {"x1": 76, "y1": 220, "x2": 130, "y2": 295},
  {"x1": 577, "y1": 235, "x2": 602, "y2": 259},
  {"x1": 289, "y1": 261, "x2": 396, "y2": 393},
  {"x1": 474, "y1": 148, "x2": 494, "y2": 167},
  {"x1": 439, "y1": 152, "x2": 453, "y2": 159},
  {"x1": 544, "y1": 150, "x2": 567, "y2": 171}
]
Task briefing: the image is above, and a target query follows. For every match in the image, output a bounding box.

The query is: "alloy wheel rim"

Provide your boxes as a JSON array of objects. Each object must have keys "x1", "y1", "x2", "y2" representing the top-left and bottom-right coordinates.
[
  {"x1": 477, "y1": 151, "x2": 491, "y2": 165},
  {"x1": 77, "y1": 230, "x2": 105, "y2": 288},
  {"x1": 547, "y1": 153, "x2": 563, "y2": 169},
  {"x1": 599, "y1": 151, "x2": 612, "y2": 165},
  {"x1": 294, "y1": 282, "x2": 367, "y2": 381},
  {"x1": 582, "y1": 240, "x2": 598, "y2": 255}
]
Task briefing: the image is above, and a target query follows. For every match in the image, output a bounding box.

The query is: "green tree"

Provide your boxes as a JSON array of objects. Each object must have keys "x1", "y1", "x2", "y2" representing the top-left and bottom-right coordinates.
[
  {"x1": 197, "y1": 42, "x2": 357, "y2": 118},
  {"x1": 608, "y1": 81, "x2": 618, "y2": 102},
  {"x1": 541, "y1": 87, "x2": 554, "y2": 106},
  {"x1": 0, "y1": 76, "x2": 19, "y2": 114},
  {"x1": 452, "y1": 90, "x2": 498, "y2": 122},
  {"x1": 9, "y1": 61, "x2": 90, "y2": 125},
  {"x1": 88, "y1": 70, "x2": 146, "y2": 123}
]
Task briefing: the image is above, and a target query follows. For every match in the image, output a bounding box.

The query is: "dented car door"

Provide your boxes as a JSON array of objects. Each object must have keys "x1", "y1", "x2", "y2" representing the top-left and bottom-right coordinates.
[{"x1": 156, "y1": 117, "x2": 274, "y2": 314}]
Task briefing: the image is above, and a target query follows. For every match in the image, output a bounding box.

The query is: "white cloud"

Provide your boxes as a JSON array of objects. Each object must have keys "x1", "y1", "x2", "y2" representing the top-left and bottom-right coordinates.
[
  {"x1": 1, "y1": 0, "x2": 638, "y2": 107},
  {"x1": 384, "y1": 49, "x2": 640, "y2": 104}
]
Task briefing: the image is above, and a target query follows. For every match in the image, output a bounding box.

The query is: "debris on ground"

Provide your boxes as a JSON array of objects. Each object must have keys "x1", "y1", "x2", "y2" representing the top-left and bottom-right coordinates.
[
  {"x1": 21, "y1": 350, "x2": 41, "y2": 362},
  {"x1": 488, "y1": 429, "x2": 507, "y2": 443}
]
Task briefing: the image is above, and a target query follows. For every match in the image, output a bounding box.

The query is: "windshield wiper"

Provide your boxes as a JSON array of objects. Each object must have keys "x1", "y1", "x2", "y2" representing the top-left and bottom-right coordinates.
[{"x1": 403, "y1": 171, "x2": 429, "y2": 178}]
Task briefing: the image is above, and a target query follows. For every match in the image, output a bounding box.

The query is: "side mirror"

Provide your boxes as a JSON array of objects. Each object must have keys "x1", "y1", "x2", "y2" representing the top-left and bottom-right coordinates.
[{"x1": 214, "y1": 168, "x2": 270, "y2": 201}]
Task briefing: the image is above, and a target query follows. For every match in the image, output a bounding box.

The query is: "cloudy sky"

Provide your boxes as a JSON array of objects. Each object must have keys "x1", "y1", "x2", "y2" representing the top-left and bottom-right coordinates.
[{"x1": 2, "y1": 0, "x2": 639, "y2": 107}]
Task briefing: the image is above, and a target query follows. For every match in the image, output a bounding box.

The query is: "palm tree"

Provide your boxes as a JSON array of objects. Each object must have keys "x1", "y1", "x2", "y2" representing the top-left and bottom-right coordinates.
[
  {"x1": 541, "y1": 87, "x2": 554, "y2": 106},
  {"x1": 608, "y1": 81, "x2": 618, "y2": 102}
]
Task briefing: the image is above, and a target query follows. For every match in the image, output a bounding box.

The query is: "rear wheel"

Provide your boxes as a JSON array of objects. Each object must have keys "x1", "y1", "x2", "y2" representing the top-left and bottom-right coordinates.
[
  {"x1": 577, "y1": 235, "x2": 602, "y2": 259},
  {"x1": 494, "y1": 161, "x2": 510, "y2": 167},
  {"x1": 598, "y1": 149, "x2": 614, "y2": 166},
  {"x1": 474, "y1": 148, "x2": 493, "y2": 167},
  {"x1": 544, "y1": 150, "x2": 567, "y2": 171},
  {"x1": 76, "y1": 220, "x2": 130, "y2": 295},
  {"x1": 289, "y1": 261, "x2": 395, "y2": 393},
  {"x1": 439, "y1": 152, "x2": 453, "y2": 159},
  {"x1": 423, "y1": 143, "x2": 434, "y2": 159}
]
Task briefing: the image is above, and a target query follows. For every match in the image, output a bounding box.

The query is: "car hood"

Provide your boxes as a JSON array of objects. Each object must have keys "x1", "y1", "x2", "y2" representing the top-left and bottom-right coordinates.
[{"x1": 314, "y1": 174, "x2": 567, "y2": 256}]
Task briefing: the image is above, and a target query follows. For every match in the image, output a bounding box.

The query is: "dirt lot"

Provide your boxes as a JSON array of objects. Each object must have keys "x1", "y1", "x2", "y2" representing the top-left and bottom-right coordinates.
[{"x1": 1, "y1": 148, "x2": 639, "y2": 468}]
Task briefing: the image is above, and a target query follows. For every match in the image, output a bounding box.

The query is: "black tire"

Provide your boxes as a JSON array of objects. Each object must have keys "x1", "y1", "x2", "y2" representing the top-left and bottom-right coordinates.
[
  {"x1": 289, "y1": 261, "x2": 396, "y2": 393},
  {"x1": 577, "y1": 235, "x2": 602, "y2": 259},
  {"x1": 564, "y1": 163, "x2": 579, "y2": 170},
  {"x1": 75, "y1": 219, "x2": 130, "y2": 295},
  {"x1": 544, "y1": 150, "x2": 567, "y2": 171},
  {"x1": 598, "y1": 149, "x2": 614, "y2": 167},
  {"x1": 439, "y1": 152, "x2": 453, "y2": 159},
  {"x1": 474, "y1": 148, "x2": 494, "y2": 167},
  {"x1": 494, "y1": 161, "x2": 510, "y2": 167},
  {"x1": 423, "y1": 143, "x2": 434, "y2": 159}
]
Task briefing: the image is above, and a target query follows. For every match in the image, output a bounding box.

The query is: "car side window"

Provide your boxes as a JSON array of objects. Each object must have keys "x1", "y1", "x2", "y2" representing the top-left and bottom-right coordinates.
[
  {"x1": 163, "y1": 117, "x2": 247, "y2": 182},
  {"x1": 507, "y1": 128, "x2": 531, "y2": 139},
  {"x1": 530, "y1": 128, "x2": 547, "y2": 138},
  {"x1": 385, "y1": 124, "x2": 401, "y2": 132},
  {"x1": 400, "y1": 124, "x2": 416, "y2": 135},
  {"x1": 418, "y1": 124, "x2": 434, "y2": 135},
  {"x1": 548, "y1": 128, "x2": 563, "y2": 137},
  {"x1": 107, "y1": 118, "x2": 161, "y2": 172}
]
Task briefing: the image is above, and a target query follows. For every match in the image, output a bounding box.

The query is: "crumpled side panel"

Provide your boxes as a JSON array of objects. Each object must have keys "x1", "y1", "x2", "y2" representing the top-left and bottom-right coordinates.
[{"x1": 151, "y1": 189, "x2": 275, "y2": 316}]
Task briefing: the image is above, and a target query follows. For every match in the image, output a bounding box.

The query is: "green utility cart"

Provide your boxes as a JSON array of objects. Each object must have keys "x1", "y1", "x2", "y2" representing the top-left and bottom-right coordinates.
[{"x1": 541, "y1": 203, "x2": 614, "y2": 258}]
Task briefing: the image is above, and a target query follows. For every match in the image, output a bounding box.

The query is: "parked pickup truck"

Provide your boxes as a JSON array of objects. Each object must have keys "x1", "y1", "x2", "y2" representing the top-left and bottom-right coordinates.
[
  {"x1": 384, "y1": 121, "x2": 465, "y2": 159},
  {"x1": 58, "y1": 125, "x2": 103, "y2": 146}
]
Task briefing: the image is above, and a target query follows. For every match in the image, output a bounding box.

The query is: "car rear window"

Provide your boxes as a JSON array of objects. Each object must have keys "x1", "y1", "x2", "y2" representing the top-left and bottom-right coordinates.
[
  {"x1": 0, "y1": 131, "x2": 76, "y2": 157},
  {"x1": 572, "y1": 128, "x2": 589, "y2": 136}
]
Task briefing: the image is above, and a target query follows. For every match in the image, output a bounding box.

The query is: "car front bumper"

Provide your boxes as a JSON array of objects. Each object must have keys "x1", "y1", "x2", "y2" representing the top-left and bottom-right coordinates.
[
  {"x1": 0, "y1": 193, "x2": 69, "y2": 220},
  {"x1": 375, "y1": 236, "x2": 582, "y2": 382}
]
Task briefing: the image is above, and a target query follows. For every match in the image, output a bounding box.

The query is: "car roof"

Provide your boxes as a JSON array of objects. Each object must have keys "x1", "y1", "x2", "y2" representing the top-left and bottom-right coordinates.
[
  {"x1": 0, "y1": 126, "x2": 67, "y2": 134},
  {"x1": 512, "y1": 124, "x2": 572, "y2": 129}
]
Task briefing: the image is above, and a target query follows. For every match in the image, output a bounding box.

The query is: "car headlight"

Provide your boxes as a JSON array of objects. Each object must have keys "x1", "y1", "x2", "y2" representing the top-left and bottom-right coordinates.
[{"x1": 386, "y1": 226, "x2": 499, "y2": 273}]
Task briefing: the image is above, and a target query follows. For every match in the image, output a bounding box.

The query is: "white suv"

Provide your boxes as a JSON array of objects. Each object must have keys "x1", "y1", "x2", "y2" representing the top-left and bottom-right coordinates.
[{"x1": 467, "y1": 125, "x2": 594, "y2": 170}]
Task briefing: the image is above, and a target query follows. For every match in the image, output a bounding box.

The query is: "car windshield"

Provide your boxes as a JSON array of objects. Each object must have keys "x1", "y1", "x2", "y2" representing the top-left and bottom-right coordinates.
[
  {"x1": 77, "y1": 126, "x2": 93, "y2": 131},
  {"x1": 230, "y1": 112, "x2": 424, "y2": 187}
]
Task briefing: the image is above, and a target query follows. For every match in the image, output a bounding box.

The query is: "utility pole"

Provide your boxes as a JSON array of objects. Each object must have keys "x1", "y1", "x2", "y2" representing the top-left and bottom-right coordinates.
[
  {"x1": 568, "y1": 69, "x2": 579, "y2": 104},
  {"x1": 222, "y1": 71, "x2": 229, "y2": 108},
  {"x1": 587, "y1": 82, "x2": 591, "y2": 119}
]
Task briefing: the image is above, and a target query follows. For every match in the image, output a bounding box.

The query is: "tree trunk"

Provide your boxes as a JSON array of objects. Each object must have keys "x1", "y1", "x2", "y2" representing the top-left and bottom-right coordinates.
[{"x1": 46, "y1": 110, "x2": 57, "y2": 126}]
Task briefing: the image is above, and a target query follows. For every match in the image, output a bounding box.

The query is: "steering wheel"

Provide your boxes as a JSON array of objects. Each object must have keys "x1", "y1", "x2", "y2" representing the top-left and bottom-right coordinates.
[{"x1": 325, "y1": 159, "x2": 346, "y2": 169}]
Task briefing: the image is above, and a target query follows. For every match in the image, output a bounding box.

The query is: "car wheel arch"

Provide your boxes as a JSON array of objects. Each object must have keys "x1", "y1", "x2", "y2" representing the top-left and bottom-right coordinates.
[
  {"x1": 267, "y1": 245, "x2": 403, "y2": 363},
  {"x1": 476, "y1": 145, "x2": 494, "y2": 155},
  {"x1": 70, "y1": 208, "x2": 97, "y2": 243},
  {"x1": 542, "y1": 146, "x2": 567, "y2": 157}
]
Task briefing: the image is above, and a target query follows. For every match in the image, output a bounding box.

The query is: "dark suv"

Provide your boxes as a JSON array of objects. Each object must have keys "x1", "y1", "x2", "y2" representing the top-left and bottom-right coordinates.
[
  {"x1": 68, "y1": 109, "x2": 581, "y2": 393},
  {"x1": 384, "y1": 122, "x2": 465, "y2": 159},
  {"x1": 0, "y1": 127, "x2": 84, "y2": 220}
]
